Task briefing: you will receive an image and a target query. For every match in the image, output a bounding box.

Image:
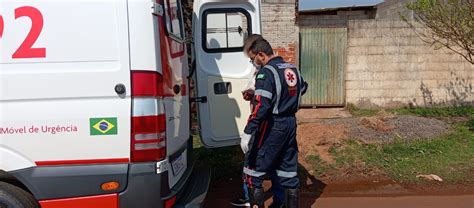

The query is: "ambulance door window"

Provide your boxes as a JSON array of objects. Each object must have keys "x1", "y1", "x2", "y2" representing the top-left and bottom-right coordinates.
[
  {"x1": 164, "y1": 0, "x2": 185, "y2": 40},
  {"x1": 203, "y1": 9, "x2": 251, "y2": 53}
]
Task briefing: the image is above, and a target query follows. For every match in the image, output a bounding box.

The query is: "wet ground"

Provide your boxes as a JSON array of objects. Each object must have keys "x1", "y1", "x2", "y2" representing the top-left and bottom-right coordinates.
[
  {"x1": 204, "y1": 178, "x2": 474, "y2": 208},
  {"x1": 313, "y1": 195, "x2": 474, "y2": 208}
]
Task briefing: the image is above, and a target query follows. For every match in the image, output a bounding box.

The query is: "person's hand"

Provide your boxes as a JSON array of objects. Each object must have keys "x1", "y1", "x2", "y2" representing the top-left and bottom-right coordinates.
[
  {"x1": 240, "y1": 133, "x2": 252, "y2": 154},
  {"x1": 242, "y1": 89, "x2": 254, "y2": 101}
]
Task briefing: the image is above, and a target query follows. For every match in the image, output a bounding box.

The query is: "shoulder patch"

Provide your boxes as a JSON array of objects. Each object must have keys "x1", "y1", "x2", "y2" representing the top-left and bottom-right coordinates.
[
  {"x1": 256, "y1": 74, "x2": 266, "y2": 80},
  {"x1": 276, "y1": 63, "x2": 296, "y2": 69},
  {"x1": 284, "y1": 68, "x2": 298, "y2": 87}
]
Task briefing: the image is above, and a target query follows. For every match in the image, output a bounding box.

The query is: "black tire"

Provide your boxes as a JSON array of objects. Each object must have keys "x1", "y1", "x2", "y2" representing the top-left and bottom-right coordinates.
[{"x1": 0, "y1": 182, "x2": 38, "y2": 208}]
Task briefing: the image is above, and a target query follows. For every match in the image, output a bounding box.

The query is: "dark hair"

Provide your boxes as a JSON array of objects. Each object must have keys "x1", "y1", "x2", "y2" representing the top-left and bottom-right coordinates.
[
  {"x1": 244, "y1": 34, "x2": 263, "y2": 56},
  {"x1": 248, "y1": 38, "x2": 274, "y2": 56}
]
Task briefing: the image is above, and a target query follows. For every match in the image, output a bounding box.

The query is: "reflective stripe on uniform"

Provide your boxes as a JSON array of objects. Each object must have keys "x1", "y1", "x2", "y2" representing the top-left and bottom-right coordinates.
[
  {"x1": 243, "y1": 167, "x2": 266, "y2": 177},
  {"x1": 255, "y1": 89, "x2": 273, "y2": 99},
  {"x1": 264, "y1": 65, "x2": 282, "y2": 114},
  {"x1": 297, "y1": 68, "x2": 303, "y2": 109},
  {"x1": 276, "y1": 170, "x2": 297, "y2": 178}
]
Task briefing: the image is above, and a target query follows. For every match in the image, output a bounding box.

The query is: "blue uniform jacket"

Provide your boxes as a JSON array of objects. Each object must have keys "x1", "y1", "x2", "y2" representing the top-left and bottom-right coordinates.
[{"x1": 244, "y1": 56, "x2": 308, "y2": 134}]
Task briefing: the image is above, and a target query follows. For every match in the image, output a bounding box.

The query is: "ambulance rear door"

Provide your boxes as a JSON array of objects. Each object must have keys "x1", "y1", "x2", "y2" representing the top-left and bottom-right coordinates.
[{"x1": 193, "y1": 0, "x2": 261, "y2": 147}]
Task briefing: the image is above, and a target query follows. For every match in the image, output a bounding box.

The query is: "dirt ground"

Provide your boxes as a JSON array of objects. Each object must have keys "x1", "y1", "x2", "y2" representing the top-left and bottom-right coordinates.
[
  {"x1": 296, "y1": 108, "x2": 451, "y2": 182},
  {"x1": 204, "y1": 108, "x2": 474, "y2": 207}
]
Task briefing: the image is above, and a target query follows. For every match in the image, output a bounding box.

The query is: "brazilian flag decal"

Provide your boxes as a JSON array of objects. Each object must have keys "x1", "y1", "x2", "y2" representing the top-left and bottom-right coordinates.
[{"x1": 90, "y1": 118, "x2": 118, "y2": 136}]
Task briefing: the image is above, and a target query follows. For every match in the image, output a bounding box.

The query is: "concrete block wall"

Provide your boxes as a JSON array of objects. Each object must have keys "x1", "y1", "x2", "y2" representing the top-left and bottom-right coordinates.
[
  {"x1": 346, "y1": 19, "x2": 474, "y2": 108},
  {"x1": 299, "y1": 10, "x2": 376, "y2": 27},
  {"x1": 376, "y1": 0, "x2": 414, "y2": 20},
  {"x1": 261, "y1": 0, "x2": 298, "y2": 64}
]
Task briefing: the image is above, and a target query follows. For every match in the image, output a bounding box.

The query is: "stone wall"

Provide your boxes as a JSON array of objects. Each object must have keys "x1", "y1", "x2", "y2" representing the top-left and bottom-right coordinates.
[
  {"x1": 346, "y1": 20, "x2": 474, "y2": 108},
  {"x1": 261, "y1": 0, "x2": 298, "y2": 64}
]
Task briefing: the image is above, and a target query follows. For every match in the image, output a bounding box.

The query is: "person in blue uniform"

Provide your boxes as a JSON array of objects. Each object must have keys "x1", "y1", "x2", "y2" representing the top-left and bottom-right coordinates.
[
  {"x1": 240, "y1": 37, "x2": 308, "y2": 208},
  {"x1": 232, "y1": 34, "x2": 285, "y2": 208}
]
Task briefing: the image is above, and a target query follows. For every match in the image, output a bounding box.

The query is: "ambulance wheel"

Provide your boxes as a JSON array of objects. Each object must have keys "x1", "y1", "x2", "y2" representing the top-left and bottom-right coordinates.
[{"x1": 0, "y1": 182, "x2": 39, "y2": 208}]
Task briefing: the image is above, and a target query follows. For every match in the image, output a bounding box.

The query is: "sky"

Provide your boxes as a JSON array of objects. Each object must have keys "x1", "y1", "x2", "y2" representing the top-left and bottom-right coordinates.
[{"x1": 299, "y1": 0, "x2": 384, "y2": 11}]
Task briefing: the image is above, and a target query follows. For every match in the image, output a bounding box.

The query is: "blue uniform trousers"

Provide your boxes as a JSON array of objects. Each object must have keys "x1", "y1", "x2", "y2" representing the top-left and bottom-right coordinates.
[{"x1": 244, "y1": 116, "x2": 299, "y2": 190}]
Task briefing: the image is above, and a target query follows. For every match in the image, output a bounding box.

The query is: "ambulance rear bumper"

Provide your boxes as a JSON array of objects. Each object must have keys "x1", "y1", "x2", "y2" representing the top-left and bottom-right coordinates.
[
  {"x1": 119, "y1": 157, "x2": 210, "y2": 208},
  {"x1": 9, "y1": 156, "x2": 210, "y2": 208}
]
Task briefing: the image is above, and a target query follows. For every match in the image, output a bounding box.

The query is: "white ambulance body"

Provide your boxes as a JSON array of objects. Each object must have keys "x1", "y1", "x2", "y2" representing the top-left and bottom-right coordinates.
[{"x1": 0, "y1": 0, "x2": 260, "y2": 207}]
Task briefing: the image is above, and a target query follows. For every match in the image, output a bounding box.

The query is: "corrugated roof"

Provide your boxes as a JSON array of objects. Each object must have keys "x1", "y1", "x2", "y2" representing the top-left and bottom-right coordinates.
[{"x1": 299, "y1": 5, "x2": 377, "y2": 15}]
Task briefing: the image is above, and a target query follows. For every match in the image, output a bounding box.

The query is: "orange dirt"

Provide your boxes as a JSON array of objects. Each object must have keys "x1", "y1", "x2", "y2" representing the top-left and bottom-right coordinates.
[{"x1": 297, "y1": 123, "x2": 347, "y2": 165}]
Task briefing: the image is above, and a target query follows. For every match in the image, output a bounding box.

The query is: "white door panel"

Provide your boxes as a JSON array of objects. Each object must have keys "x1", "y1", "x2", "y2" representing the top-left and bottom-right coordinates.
[
  {"x1": 203, "y1": 76, "x2": 251, "y2": 145},
  {"x1": 193, "y1": 0, "x2": 261, "y2": 147}
]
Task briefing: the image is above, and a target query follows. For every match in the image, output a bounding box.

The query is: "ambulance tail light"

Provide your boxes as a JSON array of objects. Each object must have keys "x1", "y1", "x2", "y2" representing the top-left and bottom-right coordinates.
[{"x1": 131, "y1": 71, "x2": 166, "y2": 162}]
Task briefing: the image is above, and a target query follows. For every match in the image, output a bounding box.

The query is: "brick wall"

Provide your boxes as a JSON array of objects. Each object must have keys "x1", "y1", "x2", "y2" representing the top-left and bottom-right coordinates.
[
  {"x1": 346, "y1": 20, "x2": 474, "y2": 108},
  {"x1": 261, "y1": 0, "x2": 298, "y2": 64}
]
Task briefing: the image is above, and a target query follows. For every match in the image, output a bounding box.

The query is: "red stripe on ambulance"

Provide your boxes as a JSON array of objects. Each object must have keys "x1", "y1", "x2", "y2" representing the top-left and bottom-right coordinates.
[
  {"x1": 35, "y1": 158, "x2": 129, "y2": 166},
  {"x1": 39, "y1": 194, "x2": 118, "y2": 208}
]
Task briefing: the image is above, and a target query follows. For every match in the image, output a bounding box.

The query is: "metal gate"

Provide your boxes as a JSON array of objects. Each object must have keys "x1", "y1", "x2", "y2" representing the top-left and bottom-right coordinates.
[{"x1": 299, "y1": 27, "x2": 347, "y2": 107}]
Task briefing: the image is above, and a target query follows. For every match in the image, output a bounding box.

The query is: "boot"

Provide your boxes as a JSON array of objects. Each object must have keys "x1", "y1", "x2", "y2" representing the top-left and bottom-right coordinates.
[
  {"x1": 249, "y1": 187, "x2": 264, "y2": 208},
  {"x1": 284, "y1": 189, "x2": 299, "y2": 208}
]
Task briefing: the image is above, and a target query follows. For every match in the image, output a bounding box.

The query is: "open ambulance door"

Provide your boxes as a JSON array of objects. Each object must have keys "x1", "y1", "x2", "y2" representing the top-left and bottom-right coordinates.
[{"x1": 193, "y1": 0, "x2": 262, "y2": 147}]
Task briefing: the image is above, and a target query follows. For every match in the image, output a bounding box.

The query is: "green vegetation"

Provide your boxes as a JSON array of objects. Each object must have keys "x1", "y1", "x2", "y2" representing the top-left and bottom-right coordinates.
[
  {"x1": 391, "y1": 106, "x2": 474, "y2": 117},
  {"x1": 308, "y1": 105, "x2": 474, "y2": 183},
  {"x1": 330, "y1": 140, "x2": 363, "y2": 171},
  {"x1": 403, "y1": 0, "x2": 473, "y2": 64},
  {"x1": 345, "y1": 103, "x2": 378, "y2": 117},
  {"x1": 346, "y1": 104, "x2": 474, "y2": 118},
  {"x1": 359, "y1": 125, "x2": 474, "y2": 183},
  {"x1": 305, "y1": 155, "x2": 334, "y2": 176},
  {"x1": 316, "y1": 124, "x2": 474, "y2": 183},
  {"x1": 193, "y1": 137, "x2": 243, "y2": 181}
]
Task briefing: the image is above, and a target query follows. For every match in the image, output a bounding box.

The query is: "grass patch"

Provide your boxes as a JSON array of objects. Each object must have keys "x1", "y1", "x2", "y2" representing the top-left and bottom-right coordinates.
[
  {"x1": 192, "y1": 136, "x2": 243, "y2": 181},
  {"x1": 305, "y1": 141, "x2": 363, "y2": 176},
  {"x1": 346, "y1": 103, "x2": 474, "y2": 118},
  {"x1": 345, "y1": 103, "x2": 378, "y2": 117},
  {"x1": 467, "y1": 117, "x2": 474, "y2": 130},
  {"x1": 390, "y1": 106, "x2": 474, "y2": 117},
  {"x1": 352, "y1": 125, "x2": 474, "y2": 183},
  {"x1": 305, "y1": 154, "x2": 334, "y2": 176},
  {"x1": 330, "y1": 140, "x2": 362, "y2": 169}
]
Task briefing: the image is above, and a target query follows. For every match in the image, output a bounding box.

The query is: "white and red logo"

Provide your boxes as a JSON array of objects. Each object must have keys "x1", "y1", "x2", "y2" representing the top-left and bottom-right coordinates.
[{"x1": 284, "y1": 68, "x2": 298, "y2": 87}]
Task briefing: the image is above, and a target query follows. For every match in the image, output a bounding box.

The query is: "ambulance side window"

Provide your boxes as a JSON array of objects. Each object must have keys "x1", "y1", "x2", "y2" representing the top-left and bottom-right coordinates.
[
  {"x1": 203, "y1": 9, "x2": 251, "y2": 53},
  {"x1": 164, "y1": 0, "x2": 185, "y2": 40}
]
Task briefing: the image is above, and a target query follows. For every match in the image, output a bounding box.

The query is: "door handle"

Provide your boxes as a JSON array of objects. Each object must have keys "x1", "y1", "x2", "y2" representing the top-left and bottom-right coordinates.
[
  {"x1": 173, "y1": 84, "x2": 181, "y2": 95},
  {"x1": 214, "y1": 82, "x2": 232, "y2": 95}
]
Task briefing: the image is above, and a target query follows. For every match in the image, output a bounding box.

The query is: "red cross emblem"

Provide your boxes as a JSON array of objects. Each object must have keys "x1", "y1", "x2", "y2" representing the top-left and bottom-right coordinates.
[
  {"x1": 287, "y1": 73, "x2": 295, "y2": 82},
  {"x1": 284, "y1": 68, "x2": 297, "y2": 87}
]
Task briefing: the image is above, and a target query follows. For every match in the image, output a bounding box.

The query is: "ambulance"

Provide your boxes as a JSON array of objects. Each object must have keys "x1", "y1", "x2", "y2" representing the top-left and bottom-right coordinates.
[{"x1": 0, "y1": 0, "x2": 260, "y2": 207}]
